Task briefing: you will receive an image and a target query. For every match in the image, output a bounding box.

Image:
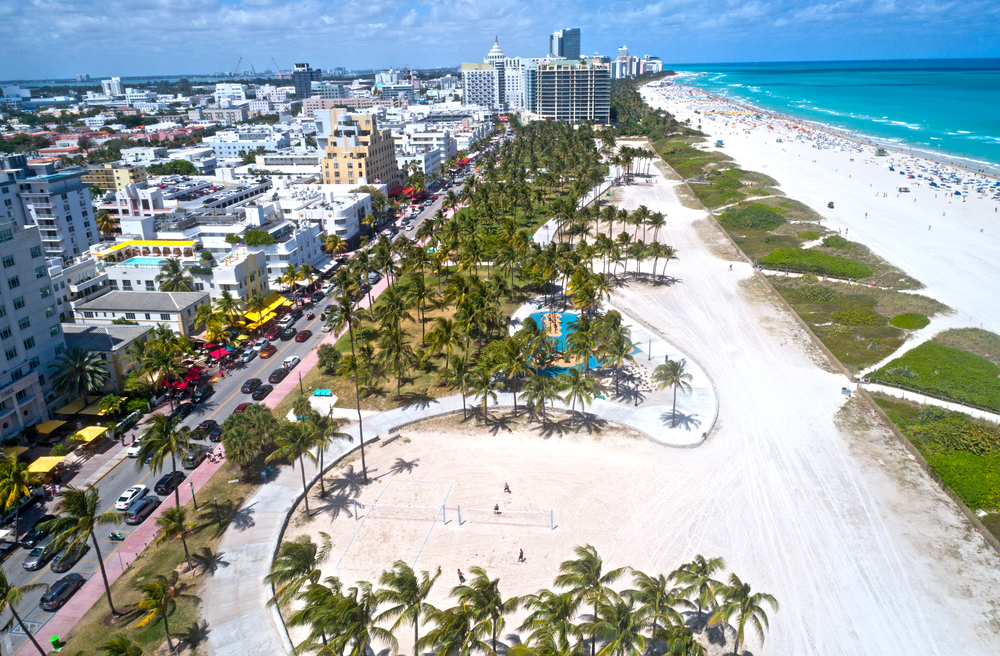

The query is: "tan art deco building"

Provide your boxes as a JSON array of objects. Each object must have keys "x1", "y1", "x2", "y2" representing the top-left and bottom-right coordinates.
[
  {"x1": 314, "y1": 108, "x2": 401, "y2": 187},
  {"x1": 82, "y1": 162, "x2": 148, "y2": 191}
]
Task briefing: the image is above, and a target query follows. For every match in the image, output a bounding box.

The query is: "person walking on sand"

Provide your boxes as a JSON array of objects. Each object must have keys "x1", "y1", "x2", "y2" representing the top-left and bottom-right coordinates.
[
  {"x1": 503, "y1": 483, "x2": 511, "y2": 494},
  {"x1": 518, "y1": 549, "x2": 525, "y2": 563},
  {"x1": 494, "y1": 504, "x2": 501, "y2": 515},
  {"x1": 457, "y1": 569, "x2": 465, "y2": 584},
  {"x1": 729, "y1": 264, "x2": 733, "y2": 271}
]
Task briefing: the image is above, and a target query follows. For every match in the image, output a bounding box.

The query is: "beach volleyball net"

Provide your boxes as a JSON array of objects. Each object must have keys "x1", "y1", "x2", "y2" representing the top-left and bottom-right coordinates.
[
  {"x1": 459, "y1": 506, "x2": 555, "y2": 530},
  {"x1": 354, "y1": 501, "x2": 447, "y2": 524}
]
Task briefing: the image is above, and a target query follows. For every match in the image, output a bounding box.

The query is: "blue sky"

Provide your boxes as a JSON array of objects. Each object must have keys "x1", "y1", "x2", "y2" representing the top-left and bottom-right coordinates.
[{"x1": 2, "y1": 0, "x2": 998, "y2": 80}]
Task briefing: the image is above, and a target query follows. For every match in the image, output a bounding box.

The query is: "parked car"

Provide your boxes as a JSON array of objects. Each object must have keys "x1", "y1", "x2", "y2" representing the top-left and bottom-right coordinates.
[
  {"x1": 278, "y1": 315, "x2": 294, "y2": 328},
  {"x1": 191, "y1": 385, "x2": 213, "y2": 403},
  {"x1": 268, "y1": 368, "x2": 289, "y2": 384},
  {"x1": 19, "y1": 514, "x2": 55, "y2": 548},
  {"x1": 170, "y1": 403, "x2": 194, "y2": 420},
  {"x1": 283, "y1": 356, "x2": 300, "y2": 370},
  {"x1": 252, "y1": 338, "x2": 270, "y2": 352},
  {"x1": 115, "y1": 485, "x2": 149, "y2": 511},
  {"x1": 251, "y1": 384, "x2": 274, "y2": 401},
  {"x1": 290, "y1": 308, "x2": 304, "y2": 320},
  {"x1": 259, "y1": 344, "x2": 278, "y2": 359},
  {"x1": 239, "y1": 349, "x2": 257, "y2": 364},
  {"x1": 22, "y1": 541, "x2": 55, "y2": 571},
  {"x1": 321, "y1": 283, "x2": 336, "y2": 296},
  {"x1": 281, "y1": 327, "x2": 297, "y2": 341},
  {"x1": 154, "y1": 471, "x2": 186, "y2": 496},
  {"x1": 321, "y1": 322, "x2": 334, "y2": 333},
  {"x1": 320, "y1": 306, "x2": 332, "y2": 320},
  {"x1": 50, "y1": 544, "x2": 89, "y2": 572},
  {"x1": 123, "y1": 497, "x2": 160, "y2": 525},
  {"x1": 126, "y1": 436, "x2": 145, "y2": 458},
  {"x1": 310, "y1": 292, "x2": 325, "y2": 304},
  {"x1": 193, "y1": 420, "x2": 218, "y2": 439},
  {"x1": 241, "y1": 379, "x2": 262, "y2": 394},
  {"x1": 39, "y1": 573, "x2": 85, "y2": 611},
  {"x1": 182, "y1": 446, "x2": 211, "y2": 470},
  {"x1": 367, "y1": 271, "x2": 381, "y2": 284},
  {"x1": 208, "y1": 425, "x2": 222, "y2": 442},
  {"x1": 264, "y1": 328, "x2": 282, "y2": 341},
  {"x1": 294, "y1": 330, "x2": 312, "y2": 342},
  {"x1": 232, "y1": 403, "x2": 253, "y2": 415}
]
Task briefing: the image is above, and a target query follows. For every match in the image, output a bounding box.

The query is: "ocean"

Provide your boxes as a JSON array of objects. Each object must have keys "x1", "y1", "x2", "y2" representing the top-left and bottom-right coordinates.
[{"x1": 670, "y1": 59, "x2": 1000, "y2": 170}]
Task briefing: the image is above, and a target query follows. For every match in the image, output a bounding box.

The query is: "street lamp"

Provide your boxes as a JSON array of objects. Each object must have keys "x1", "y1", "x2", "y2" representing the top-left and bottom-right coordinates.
[
  {"x1": 213, "y1": 496, "x2": 221, "y2": 528},
  {"x1": 189, "y1": 481, "x2": 198, "y2": 511},
  {"x1": 298, "y1": 371, "x2": 304, "y2": 395}
]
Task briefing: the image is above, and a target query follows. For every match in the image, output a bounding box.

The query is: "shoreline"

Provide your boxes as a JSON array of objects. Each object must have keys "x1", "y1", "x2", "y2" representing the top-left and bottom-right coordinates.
[{"x1": 661, "y1": 72, "x2": 1000, "y2": 180}]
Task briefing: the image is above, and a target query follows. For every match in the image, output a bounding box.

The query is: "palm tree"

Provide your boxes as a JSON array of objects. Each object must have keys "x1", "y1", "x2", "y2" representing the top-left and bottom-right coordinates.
[
  {"x1": 40, "y1": 485, "x2": 123, "y2": 617},
  {"x1": 265, "y1": 533, "x2": 333, "y2": 608},
  {"x1": 156, "y1": 258, "x2": 194, "y2": 292},
  {"x1": 308, "y1": 410, "x2": 352, "y2": 498},
  {"x1": 555, "y1": 544, "x2": 628, "y2": 656},
  {"x1": 558, "y1": 369, "x2": 598, "y2": 426},
  {"x1": 518, "y1": 589, "x2": 583, "y2": 651},
  {"x1": 653, "y1": 359, "x2": 694, "y2": 428},
  {"x1": 709, "y1": 574, "x2": 778, "y2": 656},
  {"x1": 376, "y1": 561, "x2": 442, "y2": 649},
  {"x1": 469, "y1": 367, "x2": 499, "y2": 420},
  {"x1": 299, "y1": 264, "x2": 318, "y2": 292},
  {"x1": 322, "y1": 233, "x2": 347, "y2": 256},
  {"x1": 427, "y1": 317, "x2": 463, "y2": 363},
  {"x1": 98, "y1": 393, "x2": 127, "y2": 424},
  {"x1": 603, "y1": 332, "x2": 636, "y2": 396},
  {"x1": 522, "y1": 374, "x2": 562, "y2": 423},
  {"x1": 417, "y1": 601, "x2": 493, "y2": 656},
  {"x1": 330, "y1": 581, "x2": 398, "y2": 656},
  {"x1": 135, "y1": 414, "x2": 191, "y2": 508},
  {"x1": 657, "y1": 246, "x2": 678, "y2": 282},
  {"x1": 194, "y1": 303, "x2": 219, "y2": 331},
  {"x1": 48, "y1": 345, "x2": 110, "y2": 405},
  {"x1": 0, "y1": 571, "x2": 47, "y2": 655},
  {"x1": 673, "y1": 555, "x2": 726, "y2": 630},
  {"x1": 626, "y1": 572, "x2": 686, "y2": 655},
  {"x1": 0, "y1": 455, "x2": 43, "y2": 536},
  {"x1": 588, "y1": 592, "x2": 648, "y2": 656},
  {"x1": 286, "y1": 576, "x2": 344, "y2": 649},
  {"x1": 452, "y1": 566, "x2": 519, "y2": 654},
  {"x1": 443, "y1": 355, "x2": 473, "y2": 420},
  {"x1": 267, "y1": 421, "x2": 320, "y2": 516},
  {"x1": 328, "y1": 291, "x2": 369, "y2": 484},
  {"x1": 282, "y1": 264, "x2": 300, "y2": 294},
  {"x1": 135, "y1": 574, "x2": 179, "y2": 654},
  {"x1": 95, "y1": 209, "x2": 117, "y2": 240},
  {"x1": 214, "y1": 290, "x2": 242, "y2": 326},
  {"x1": 156, "y1": 507, "x2": 193, "y2": 571},
  {"x1": 101, "y1": 634, "x2": 143, "y2": 656}
]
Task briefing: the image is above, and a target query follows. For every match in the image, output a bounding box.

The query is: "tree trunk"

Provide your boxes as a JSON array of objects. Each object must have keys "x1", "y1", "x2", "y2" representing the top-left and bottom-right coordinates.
[
  {"x1": 180, "y1": 530, "x2": 193, "y2": 571},
  {"x1": 300, "y1": 456, "x2": 310, "y2": 516},
  {"x1": 12, "y1": 606, "x2": 46, "y2": 655},
  {"x1": 172, "y1": 451, "x2": 181, "y2": 508},
  {"x1": 163, "y1": 606, "x2": 175, "y2": 653},
  {"x1": 349, "y1": 321, "x2": 369, "y2": 485},
  {"x1": 672, "y1": 386, "x2": 678, "y2": 427},
  {"x1": 90, "y1": 531, "x2": 122, "y2": 617}
]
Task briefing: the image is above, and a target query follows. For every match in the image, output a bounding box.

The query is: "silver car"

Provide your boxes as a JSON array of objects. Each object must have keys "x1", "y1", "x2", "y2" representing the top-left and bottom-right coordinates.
[{"x1": 23, "y1": 539, "x2": 54, "y2": 571}]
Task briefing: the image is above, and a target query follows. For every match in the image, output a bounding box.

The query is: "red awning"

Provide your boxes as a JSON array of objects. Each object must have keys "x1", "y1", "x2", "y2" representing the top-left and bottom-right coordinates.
[
  {"x1": 209, "y1": 348, "x2": 230, "y2": 359},
  {"x1": 387, "y1": 185, "x2": 404, "y2": 197},
  {"x1": 456, "y1": 157, "x2": 470, "y2": 165},
  {"x1": 203, "y1": 343, "x2": 218, "y2": 350},
  {"x1": 170, "y1": 379, "x2": 188, "y2": 390}
]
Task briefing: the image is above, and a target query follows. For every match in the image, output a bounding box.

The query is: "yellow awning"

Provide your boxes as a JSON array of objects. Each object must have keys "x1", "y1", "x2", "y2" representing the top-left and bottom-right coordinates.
[
  {"x1": 80, "y1": 400, "x2": 109, "y2": 416},
  {"x1": 27, "y1": 456, "x2": 65, "y2": 473},
  {"x1": 54, "y1": 398, "x2": 87, "y2": 415},
  {"x1": 94, "y1": 239, "x2": 199, "y2": 259},
  {"x1": 243, "y1": 292, "x2": 289, "y2": 323},
  {"x1": 3, "y1": 446, "x2": 28, "y2": 458},
  {"x1": 75, "y1": 426, "x2": 109, "y2": 442},
  {"x1": 236, "y1": 335, "x2": 249, "y2": 341},
  {"x1": 35, "y1": 420, "x2": 67, "y2": 434}
]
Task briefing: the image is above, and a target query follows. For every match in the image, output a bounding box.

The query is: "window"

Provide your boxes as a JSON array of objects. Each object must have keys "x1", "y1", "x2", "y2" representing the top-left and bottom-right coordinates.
[
  {"x1": 54, "y1": 344, "x2": 63, "y2": 355},
  {"x1": 44, "y1": 306, "x2": 54, "y2": 318},
  {"x1": 12, "y1": 297, "x2": 23, "y2": 310},
  {"x1": 122, "y1": 280, "x2": 132, "y2": 290},
  {"x1": 34, "y1": 266, "x2": 45, "y2": 279},
  {"x1": 83, "y1": 311, "x2": 94, "y2": 318},
  {"x1": 0, "y1": 304, "x2": 8, "y2": 317},
  {"x1": 160, "y1": 313, "x2": 171, "y2": 321},
  {"x1": 30, "y1": 246, "x2": 41, "y2": 258},
  {"x1": 144, "y1": 313, "x2": 151, "y2": 320},
  {"x1": 125, "y1": 313, "x2": 136, "y2": 320},
  {"x1": 15, "y1": 389, "x2": 27, "y2": 402},
  {"x1": 145, "y1": 281, "x2": 154, "y2": 291},
  {"x1": 10, "y1": 369, "x2": 22, "y2": 382},
  {"x1": 0, "y1": 326, "x2": 9, "y2": 340},
  {"x1": 0, "y1": 229, "x2": 11, "y2": 243},
  {"x1": 23, "y1": 337, "x2": 34, "y2": 350},
  {"x1": 7, "y1": 276, "x2": 19, "y2": 289},
  {"x1": 40, "y1": 285, "x2": 51, "y2": 298},
  {"x1": 28, "y1": 357, "x2": 39, "y2": 371},
  {"x1": 4, "y1": 347, "x2": 15, "y2": 361},
  {"x1": 49, "y1": 325, "x2": 59, "y2": 337},
  {"x1": 1, "y1": 256, "x2": 13, "y2": 268},
  {"x1": 17, "y1": 317, "x2": 28, "y2": 330}
]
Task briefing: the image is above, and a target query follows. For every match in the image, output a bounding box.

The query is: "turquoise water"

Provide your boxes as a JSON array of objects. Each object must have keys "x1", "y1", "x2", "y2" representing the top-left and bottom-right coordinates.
[
  {"x1": 526, "y1": 311, "x2": 640, "y2": 375},
  {"x1": 669, "y1": 59, "x2": 1000, "y2": 170},
  {"x1": 121, "y1": 257, "x2": 168, "y2": 266}
]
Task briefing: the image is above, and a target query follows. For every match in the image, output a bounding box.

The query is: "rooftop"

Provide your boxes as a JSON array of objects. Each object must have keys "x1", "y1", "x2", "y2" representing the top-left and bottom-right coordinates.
[
  {"x1": 62, "y1": 324, "x2": 153, "y2": 352},
  {"x1": 76, "y1": 291, "x2": 209, "y2": 313}
]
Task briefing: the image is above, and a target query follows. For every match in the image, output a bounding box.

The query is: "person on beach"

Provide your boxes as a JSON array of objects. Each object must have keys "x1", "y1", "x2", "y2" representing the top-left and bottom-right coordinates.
[
  {"x1": 494, "y1": 504, "x2": 501, "y2": 515},
  {"x1": 503, "y1": 483, "x2": 511, "y2": 493},
  {"x1": 519, "y1": 549, "x2": 525, "y2": 563},
  {"x1": 457, "y1": 569, "x2": 465, "y2": 584},
  {"x1": 729, "y1": 264, "x2": 732, "y2": 271}
]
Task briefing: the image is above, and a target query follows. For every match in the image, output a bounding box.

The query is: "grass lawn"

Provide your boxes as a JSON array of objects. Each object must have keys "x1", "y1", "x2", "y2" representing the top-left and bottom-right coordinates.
[
  {"x1": 58, "y1": 462, "x2": 258, "y2": 655},
  {"x1": 871, "y1": 341, "x2": 1000, "y2": 412},
  {"x1": 933, "y1": 328, "x2": 1000, "y2": 367}
]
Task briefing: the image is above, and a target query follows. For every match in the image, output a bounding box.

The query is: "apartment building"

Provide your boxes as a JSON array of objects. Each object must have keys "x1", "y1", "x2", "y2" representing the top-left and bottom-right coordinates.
[
  {"x1": 101, "y1": 77, "x2": 125, "y2": 96},
  {"x1": 188, "y1": 106, "x2": 249, "y2": 124},
  {"x1": 82, "y1": 162, "x2": 149, "y2": 191},
  {"x1": 75, "y1": 291, "x2": 209, "y2": 337},
  {"x1": 214, "y1": 83, "x2": 247, "y2": 104},
  {"x1": 533, "y1": 59, "x2": 611, "y2": 124},
  {"x1": 397, "y1": 147, "x2": 443, "y2": 178},
  {"x1": 62, "y1": 324, "x2": 152, "y2": 392},
  {"x1": 462, "y1": 64, "x2": 500, "y2": 110},
  {"x1": 314, "y1": 108, "x2": 401, "y2": 187},
  {"x1": 203, "y1": 128, "x2": 291, "y2": 158},
  {"x1": 293, "y1": 64, "x2": 322, "y2": 100},
  {"x1": 47, "y1": 253, "x2": 111, "y2": 320},
  {"x1": 549, "y1": 28, "x2": 582, "y2": 60}
]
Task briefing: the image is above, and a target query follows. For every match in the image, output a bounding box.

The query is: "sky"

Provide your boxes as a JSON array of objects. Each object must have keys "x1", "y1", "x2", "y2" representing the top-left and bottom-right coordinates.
[{"x1": 2, "y1": 0, "x2": 999, "y2": 80}]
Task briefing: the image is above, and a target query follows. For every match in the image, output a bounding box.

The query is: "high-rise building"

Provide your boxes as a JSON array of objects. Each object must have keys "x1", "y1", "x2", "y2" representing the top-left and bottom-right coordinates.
[
  {"x1": 101, "y1": 77, "x2": 124, "y2": 96},
  {"x1": 461, "y1": 63, "x2": 500, "y2": 110},
  {"x1": 0, "y1": 155, "x2": 96, "y2": 259},
  {"x1": 76, "y1": 74, "x2": 90, "y2": 82},
  {"x1": 533, "y1": 58, "x2": 610, "y2": 124},
  {"x1": 314, "y1": 108, "x2": 401, "y2": 187},
  {"x1": 549, "y1": 28, "x2": 581, "y2": 60},
  {"x1": 617, "y1": 45, "x2": 630, "y2": 60},
  {"x1": 485, "y1": 37, "x2": 507, "y2": 110},
  {"x1": 292, "y1": 63, "x2": 322, "y2": 100}
]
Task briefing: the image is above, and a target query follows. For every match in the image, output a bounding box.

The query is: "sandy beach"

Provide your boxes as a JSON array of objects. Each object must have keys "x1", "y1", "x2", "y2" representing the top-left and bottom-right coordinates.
[{"x1": 643, "y1": 79, "x2": 1000, "y2": 338}]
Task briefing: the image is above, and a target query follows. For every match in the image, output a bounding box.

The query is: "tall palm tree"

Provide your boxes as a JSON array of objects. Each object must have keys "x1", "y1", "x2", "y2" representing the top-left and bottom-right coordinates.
[
  {"x1": 452, "y1": 566, "x2": 519, "y2": 654},
  {"x1": 376, "y1": 560, "x2": 442, "y2": 649},
  {"x1": 0, "y1": 455, "x2": 43, "y2": 535},
  {"x1": 558, "y1": 369, "x2": 598, "y2": 426},
  {"x1": 417, "y1": 601, "x2": 493, "y2": 656},
  {"x1": 287, "y1": 576, "x2": 344, "y2": 649},
  {"x1": 101, "y1": 634, "x2": 143, "y2": 656},
  {"x1": 265, "y1": 533, "x2": 333, "y2": 608},
  {"x1": 95, "y1": 209, "x2": 117, "y2": 240},
  {"x1": 555, "y1": 544, "x2": 628, "y2": 656},
  {"x1": 194, "y1": 303, "x2": 219, "y2": 331},
  {"x1": 603, "y1": 332, "x2": 636, "y2": 396},
  {"x1": 522, "y1": 374, "x2": 562, "y2": 423},
  {"x1": 443, "y1": 355, "x2": 473, "y2": 420},
  {"x1": 469, "y1": 368, "x2": 498, "y2": 420},
  {"x1": 653, "y1": 359, "x2": 694, "y2": 428},
  {"x1": 427, "y1": 317, "x2": 463, "y2": 363},
  {"x1": 328, "y1": 291, "x2": 369, "y2": 484},
  {"x1": 40, "y1": 485, "x2": 123, "y2": 617},
  {"x1": 331, "y1": 581, "x2": 398, "y2": 656},
  {"x1": 626, "y1": 572, "x2": 686, "y2": 655},
  {"x1": 518, "y1": 589, "x2": 583, "y2": 651},
  {"x1": 135, "y1": 414, "x2": 191, "y2": 508},
  {"x1": 587, "y1": 592, "x2": 648, "y2": 656},
  {"x1": 282, "y1": 264, "x2": 300, "y2": 294},
  {"x1": 214, "y1": 290, "x2": 242, "y2": 326},
  {"x1": 156, "y1": 507, "x2": 193, "y2": 571},
  {"x1": 673, "y1": 555, "x2": 726, "y2": 630},
  {"x1": 322, "y1": 233, "x2": 347, "y2": 256},
  {"x1": 48, "y1": 345, "x2": 110, "y2": 405},
  {"x1": 0, "y1": 571, "x2": 47, "y2": 655},
  {"x1": 308, "y1": 410, "x2": 352, "y2": 499},
  {"x1": 156, "y1": 258, "x2": 194, "y2": 292},
  {"x1": 267, "y1": 421, "x2": 320, "y2": 516},
  {"x1": 245, "y1": 293, "x2": 269, "y2": 326},
  {"x1": 709, "y1": 574, "x2": 778, "y2": 656},
  {"x1": 134, "y1": 574, "x2": 179, "y2": 654}
]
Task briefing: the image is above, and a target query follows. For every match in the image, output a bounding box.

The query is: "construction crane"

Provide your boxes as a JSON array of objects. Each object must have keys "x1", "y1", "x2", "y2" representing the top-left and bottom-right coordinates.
[
  {"x1": 271, "y1": 57, "x2": 281, "y2": 73},
  {"x1": 248, "y1": 62, "x2": 257, "y2": 75},
  {"x1": 232, "y1": 56, "x2": 242, "y2": 77}
]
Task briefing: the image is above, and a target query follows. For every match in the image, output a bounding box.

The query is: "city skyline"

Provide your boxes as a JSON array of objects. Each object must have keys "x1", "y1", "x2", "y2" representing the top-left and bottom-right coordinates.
[{"x1": 3, "y1": 0, "x2": 998, "y2": 80}]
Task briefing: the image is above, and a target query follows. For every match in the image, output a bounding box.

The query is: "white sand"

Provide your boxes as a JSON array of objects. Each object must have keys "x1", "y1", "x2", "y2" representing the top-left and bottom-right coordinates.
[{"x1": 643, "y1": 80, "x2": 1000, "y2": 336}]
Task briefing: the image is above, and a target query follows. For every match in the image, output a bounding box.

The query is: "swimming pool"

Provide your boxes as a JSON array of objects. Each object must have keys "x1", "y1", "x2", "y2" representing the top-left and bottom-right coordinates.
[
  {"x1": 120, "y1": 257, "x2": 169, "y2": 266},
  {"x1": 526, "y1": 310, "x2": 641, "y2": 375}
]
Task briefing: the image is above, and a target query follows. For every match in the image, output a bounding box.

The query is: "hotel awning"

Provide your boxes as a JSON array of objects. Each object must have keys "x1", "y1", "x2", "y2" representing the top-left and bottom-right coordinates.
[
  {"x1": 35, "y1": 420, "x2": 67, "y2": 435},
  {"x1": 243, "y1": 292, "x2": 291, "y2": 323},
  {"x1": 75, "y1": 426, "x2": 109, "y2": 442},
  {"x1": 54, "y1": 398, "x2": 87, "y2": 415},
  {"x1": 27, "y1": 456, "x2": 66, "y2": 473},
  {"x1": 3, "y1": 446, "x2": 28, "y2": 458},
  {"x1": 209, "y1": 348, "x2": 230, "y2": 359},
  {"x1": 80, "y1": 400, "x2": 109, "y2": 416}
]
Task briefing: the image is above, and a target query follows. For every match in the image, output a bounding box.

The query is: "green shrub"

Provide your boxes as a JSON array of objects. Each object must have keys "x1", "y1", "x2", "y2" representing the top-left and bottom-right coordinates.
[
  {"x1": 799, "y1": 286, "x2": 840, "y2": 303},
  {"x1": 887, "y1": 365, "x2": 917, "y2": 379},
  {"x1": 832, "y1": 308, "x2": 885, "y2": 326},
  {"x1": 718, "y1": 204, "x2": 785, "y2": 231},
  {"x1": 928, "y1": 451, "x2": 1000, "y2": 510},
  {"x1": 800, "y1": 273, "x2": 819, "y2": 284},
  {"x1": 759, "y1": 248, "x2": 873, "y2": 278},
  {"x1": 125, "y1": 398, "x2": 149, "y2": 414},
  {"x1": 874, "y1": 342, "x2": 1000, "y2": 412},
  {"x1": 981, "y1": 513, "x2": 1000, "y2": 541},
  {"x1": 797, "y1": 230, "x2": 820, "y2": 240},
  {"x1": 711, "y1": 176, "x2": 742, "y2": 191},
  {"x1": 822, "y1": 235, "x2": 852, "y2": 249},
  {"x1": 890, "y1": 313, "x2": 930, "y2": 330},
  {"x1": 50, "y1": 444, "x2": 69, "y2": 457}
]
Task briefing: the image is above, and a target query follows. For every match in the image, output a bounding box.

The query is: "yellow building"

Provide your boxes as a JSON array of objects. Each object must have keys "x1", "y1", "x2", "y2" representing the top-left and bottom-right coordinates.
[
  {"x1": 82, "y1": 162, "x2": 149, "y2": 191},
  {"x1": 316, "y1": 108, "x2": 401, "y2": 187}
]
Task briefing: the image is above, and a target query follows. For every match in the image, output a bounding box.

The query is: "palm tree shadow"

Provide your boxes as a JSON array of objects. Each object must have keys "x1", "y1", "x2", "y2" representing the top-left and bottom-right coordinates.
[
  {"x1": 652, "y1": 274, "x2": 681, "y2": 287},
  {"x1": 683, "y1": 612, "x2": 727, "y2": 646},
  {"x1": 482, "y1": 412, "x2": 514, "y2": 434},
  {"x1": 399, "y1": 394, "x2": 439, "y2": 410},
  {"x1": 573, "y1": 412, "x2": 607, "y2": 434},
  {"x1": 388, "y1": 457, "x2": 419, "y2": 476},
  {"x1": 658, "y1": 410, "x2": 702, "y2": 432},
  {"x1": 191, "y1": 546, "x2": 230, "y2": 575},
  {"x1": 533, "y1": 415, "x2": 574, "y2": 439},
  {"x1": 231, "y1": 501, "x2": 257, "y2": 531},
  {"x1": 177, "y1": 619, "x2": 210, "y2": 650},
  {"x1": 325, "y1": 464, "x2": 369, "y2": 500},
  {"x1": 310, "y1": 493, "x2": 356, "y2": 521}
]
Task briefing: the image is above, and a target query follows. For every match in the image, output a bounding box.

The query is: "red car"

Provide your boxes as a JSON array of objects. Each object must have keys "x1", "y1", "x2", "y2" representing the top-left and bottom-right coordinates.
[
  {"x1": 294, "y1": 330, "x2": 312, "y2": 342},
  {"x1": 264, "y1": 328, "x2": 281, "y2": 341},
  {"x1": 232, "y1": 402, "x2": 253, "y2": 415}
]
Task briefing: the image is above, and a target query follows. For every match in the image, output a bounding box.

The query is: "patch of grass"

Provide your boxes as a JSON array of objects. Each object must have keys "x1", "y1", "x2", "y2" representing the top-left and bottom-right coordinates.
[
  {"x1": 797, "y1": 230, "x2": 821, "y2": 240},
  {"x1": 872, "y1": 341, "x2": 1000, "y2": 413},
  {"x1": 890, "y1": 313, "x2": 930, "y2": 330},
  {"x1": 933, "y1": 328, "x2": 1000, "y2": 367},
  {"x1": 832, "y1": 308, "x2": 885, "y2": 326},
  {"x1": 822, "y1": 235, "x2": 853, "y2": 249},
  {"x1": 59, "y1": 462, "x2": 258, "y2": 654},
  {"x1": 718, "y1": 204, "x2": 786, "y2": 231},
  {"x1": 738, "y1": 170, "x2": 779, "y2": 187},
  {"x1": 652, "y1": 138, "x2": 735, "y2": 180},
  {"x1": 760, "y1": 248, "x2": 873, "y2": 279},
  {"x1": 813, "y1": 239, "x2": 922, "y2": 289}
]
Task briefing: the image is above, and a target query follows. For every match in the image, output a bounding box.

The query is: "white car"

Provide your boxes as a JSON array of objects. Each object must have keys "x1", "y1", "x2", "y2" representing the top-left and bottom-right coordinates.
[
  {"x1": 278, "y1": 315, "x2": 294, "y2": 328},
  {"x1": 115, "y1": 485, "x2": 149, "y2": 511},
  {"x1": 252, "y1": 338, "x2": 270, "y2": 353},
  {"x1": 321, "y1": 283, "x2": 336, "y2": 296},
  {"x1": 283, "y1": 355, "x2": 301, "y2": 370},
  {"x1": 126, "y1": 436, "x2": 145, "y2": 458}
]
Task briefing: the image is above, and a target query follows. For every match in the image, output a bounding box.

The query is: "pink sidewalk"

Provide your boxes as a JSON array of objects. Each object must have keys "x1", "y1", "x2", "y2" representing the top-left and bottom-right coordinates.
[{"x1": 22, "y1": 449, "x2": 227, "y2": 653}]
